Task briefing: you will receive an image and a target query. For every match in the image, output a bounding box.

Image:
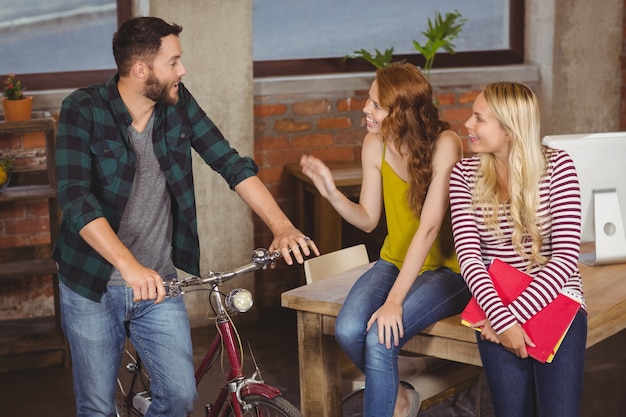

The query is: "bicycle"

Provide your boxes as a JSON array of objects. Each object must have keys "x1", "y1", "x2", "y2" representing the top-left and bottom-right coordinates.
[{"x1": 115, "y1": 247, "x2": 303, "y2": 417}]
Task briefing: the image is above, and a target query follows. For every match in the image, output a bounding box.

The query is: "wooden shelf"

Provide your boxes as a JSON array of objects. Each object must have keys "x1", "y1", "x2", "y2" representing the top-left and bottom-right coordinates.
[
  {"x1": 0, "y1": 317, "x2": 66, "y2": 372},
  {"x1": 0, "y1": 112, "x2": 54, "y2": 133},
  {"x1": 0, "y1": 115, "x2": 67, "y2": 371},
  {"x1": 0, "y1": 258, "x2": 57, "y2": 281},
  {"x1": 0, "y1": 184, "x2": 56, "y2": 202}
]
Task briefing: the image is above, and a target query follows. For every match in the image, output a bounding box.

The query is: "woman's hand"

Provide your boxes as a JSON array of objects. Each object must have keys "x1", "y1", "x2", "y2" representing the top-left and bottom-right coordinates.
[
  {"x1": 367, "y1": 301, "x2": 404, "y2": 349},
  {"x1": 476, "y1": 319, "x2": 535, "y2": 359},
  {"x1": 300, "y1": 155, "x2": 338, "y2": 199},
  {"x1": 476, "y1": 319, "x2": 501, "y2": 344},
  {"x1": 498, "y1": 323, "x2": 535, "y2": 359}
]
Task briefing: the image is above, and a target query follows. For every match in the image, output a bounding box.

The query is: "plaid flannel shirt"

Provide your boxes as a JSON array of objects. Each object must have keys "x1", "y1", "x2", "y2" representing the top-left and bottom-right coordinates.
[{"x1": 53, "y1": 75, "x2": 258, "y2": 301}]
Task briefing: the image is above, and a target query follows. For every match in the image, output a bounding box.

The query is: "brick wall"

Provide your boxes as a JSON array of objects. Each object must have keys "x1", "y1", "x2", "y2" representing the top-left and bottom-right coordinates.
[{"x1": 252, "y1": 81, "x2": 481, "y2": 310}]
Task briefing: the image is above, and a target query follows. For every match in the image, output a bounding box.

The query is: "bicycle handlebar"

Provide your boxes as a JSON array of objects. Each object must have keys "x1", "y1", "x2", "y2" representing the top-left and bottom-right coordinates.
[{"x1": 163, "y1": 248, "x2": 282, "y2": 297}]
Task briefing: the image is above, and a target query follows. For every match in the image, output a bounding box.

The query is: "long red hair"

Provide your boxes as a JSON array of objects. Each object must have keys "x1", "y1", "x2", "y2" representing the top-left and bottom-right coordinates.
[{"x1": 376, "y1": 63, "x2": 449, "y2": 216}]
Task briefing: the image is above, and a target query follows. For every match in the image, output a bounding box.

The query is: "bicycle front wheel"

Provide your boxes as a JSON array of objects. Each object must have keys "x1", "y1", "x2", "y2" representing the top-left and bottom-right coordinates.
[{"x1": 225, "y1": 394, "x2": 302, "y2": 417}]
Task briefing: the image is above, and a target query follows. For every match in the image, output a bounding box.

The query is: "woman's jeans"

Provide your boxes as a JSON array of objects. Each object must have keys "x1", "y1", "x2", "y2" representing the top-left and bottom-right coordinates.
[
  {"x1": 478, "y1": 309, "x2": 587, "y2": 417},
  {"x1": 335, "y1": 259, "x2": 471, "y2": 417},
  {"x1": 59, "y1": 282, "x2": 197, "y2": 417}
]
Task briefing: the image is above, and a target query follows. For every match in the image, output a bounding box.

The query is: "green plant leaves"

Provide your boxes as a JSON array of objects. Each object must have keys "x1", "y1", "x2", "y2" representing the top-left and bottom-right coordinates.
[
  {"x1": 344, "y1": 10, "x2": 466, "y2": 76},
  {"x1": 345, "y1": 47, "x2": 396, "y2": 69},
  {"x1": 413, "y1": 10, "x2": 467, "y2": 75}
]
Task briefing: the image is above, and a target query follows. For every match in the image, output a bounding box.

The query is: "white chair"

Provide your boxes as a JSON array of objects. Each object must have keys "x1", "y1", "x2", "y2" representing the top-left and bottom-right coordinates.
[
  {"x1": 303, "y1": 244, "x2": 481, "y2": 413},
  {"x1": 303, "y1": 243, "x2": 371, "y2": 285}
]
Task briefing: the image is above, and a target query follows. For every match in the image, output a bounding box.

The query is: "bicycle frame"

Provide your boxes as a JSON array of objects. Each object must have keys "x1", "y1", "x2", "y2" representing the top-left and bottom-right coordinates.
[{"x1": 196, "y1": 285, "x2": 282, "y2": 417}]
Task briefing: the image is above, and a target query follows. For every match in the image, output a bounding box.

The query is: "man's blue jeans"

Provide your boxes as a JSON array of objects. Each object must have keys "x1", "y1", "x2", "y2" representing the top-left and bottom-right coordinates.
[
  {"x1": 59, "y1": 282, "x2": 197, "y2": 417},
  {"x1": 477, "y1": 309, "x2": 587, "y2": 417},
  {"x1": 335, "y1": 259, "x2": 471, "y2": 417}
]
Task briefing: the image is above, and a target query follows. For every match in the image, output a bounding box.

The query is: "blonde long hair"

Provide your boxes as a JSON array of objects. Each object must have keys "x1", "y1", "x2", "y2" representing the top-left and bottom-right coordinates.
[
  {"x1": 376, "y1": 63, "x2": 449, "y2": 216},
  {"x1": 473, "y1": 82, "x2": 548, "y2": 266}
]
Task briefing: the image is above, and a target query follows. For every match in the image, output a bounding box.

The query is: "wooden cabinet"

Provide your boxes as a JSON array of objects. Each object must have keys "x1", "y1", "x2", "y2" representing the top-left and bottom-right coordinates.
[
  {"x1": 286, "y1": 161, "x2": 386, "y2": 260},
  {"x1": 0, "y1": 115, "x2": 67, "y2": 371}
]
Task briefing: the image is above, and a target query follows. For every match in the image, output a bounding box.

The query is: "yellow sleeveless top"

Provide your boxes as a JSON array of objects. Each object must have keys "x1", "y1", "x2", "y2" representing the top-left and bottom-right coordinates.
[{"x1": 379, "y1": 145, "x2": 460, "y2": 274}]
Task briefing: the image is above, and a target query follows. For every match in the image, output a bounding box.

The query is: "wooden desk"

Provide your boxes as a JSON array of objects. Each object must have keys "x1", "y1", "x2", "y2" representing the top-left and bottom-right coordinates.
[
  {"x1": 286, "y1": 161, "x2": 367, "y2": 254},
  {"x1": 281, "y1": 261, "x2": 626, "y2": 417}
]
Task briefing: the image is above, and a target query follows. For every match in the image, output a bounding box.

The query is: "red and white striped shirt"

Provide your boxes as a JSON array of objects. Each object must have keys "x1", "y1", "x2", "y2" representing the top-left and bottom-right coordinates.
[{"x1": 449, "y1": 150, "x2": 586, "y2": 334}]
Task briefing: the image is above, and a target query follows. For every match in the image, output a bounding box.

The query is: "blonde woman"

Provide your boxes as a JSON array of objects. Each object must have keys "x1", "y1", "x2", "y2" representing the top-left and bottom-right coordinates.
[
  {"x1": 449, "y1": 82, "x2": 587, "y2": 417},
  {"x1": 300, "y1": 62, "x2": 470, "y2": 417}
]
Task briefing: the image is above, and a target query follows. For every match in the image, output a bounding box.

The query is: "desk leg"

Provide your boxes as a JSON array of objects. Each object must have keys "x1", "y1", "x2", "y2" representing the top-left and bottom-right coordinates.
[
  {"x1": 293, "y1": 182, "x2": 305, "y2": 231},
  {"x1": 296, "y1": 311, "x2": 343, "y2": 417},
  {"x1": 314, "y1": 196, "x2": 343, "y2": 254}
]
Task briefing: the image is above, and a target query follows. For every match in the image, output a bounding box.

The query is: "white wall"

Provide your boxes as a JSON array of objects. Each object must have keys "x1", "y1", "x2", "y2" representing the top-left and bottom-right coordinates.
[{"x1": 526, "y1": 0, "x2": 623, "y2": 134}]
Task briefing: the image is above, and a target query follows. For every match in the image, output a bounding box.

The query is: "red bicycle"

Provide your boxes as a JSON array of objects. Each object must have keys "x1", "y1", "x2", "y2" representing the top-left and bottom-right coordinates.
[{"x1": 115, "y1": 248, "x2": 302, "y2": 417}]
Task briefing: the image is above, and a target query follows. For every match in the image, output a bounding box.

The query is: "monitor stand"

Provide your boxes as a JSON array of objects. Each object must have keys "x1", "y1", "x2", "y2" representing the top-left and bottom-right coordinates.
[{"x1": 580, "y1": 189, "x2": 626, "y2": 266}]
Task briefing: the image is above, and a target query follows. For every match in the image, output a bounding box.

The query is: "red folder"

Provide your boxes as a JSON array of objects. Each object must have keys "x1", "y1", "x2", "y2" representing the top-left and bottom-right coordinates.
[{"x1": 461, "y1": 258, "x2": 581, "y2": 363}]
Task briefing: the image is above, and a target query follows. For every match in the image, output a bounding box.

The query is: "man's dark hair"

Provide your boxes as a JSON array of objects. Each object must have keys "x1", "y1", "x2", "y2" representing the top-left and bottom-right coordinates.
[{"x1": 113, "y1": 16, "x2": 183, "y2": 76}]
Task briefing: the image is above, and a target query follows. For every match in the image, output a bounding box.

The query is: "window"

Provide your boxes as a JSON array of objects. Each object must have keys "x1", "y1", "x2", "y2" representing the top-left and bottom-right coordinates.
[
  {"x1": 2, "y1": 0, "x2": 523, "y2": 90},
  {"x1": 0, "y1": 0, "x2": 131, "y2": 91},
  {"x1": 253, "y1": 0, "x2": 523, "y2": 77}
]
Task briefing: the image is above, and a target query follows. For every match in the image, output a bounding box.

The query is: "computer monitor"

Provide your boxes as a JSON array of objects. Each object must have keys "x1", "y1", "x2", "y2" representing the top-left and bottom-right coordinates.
[{"x1": 542, "y1": 132, "x2": 626, "y2": 265}]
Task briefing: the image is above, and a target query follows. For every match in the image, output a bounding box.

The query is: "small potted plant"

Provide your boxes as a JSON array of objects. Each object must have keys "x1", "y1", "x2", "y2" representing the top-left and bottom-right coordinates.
[{"x1": 2, "y1": 73, "x2": 33, "y2": 122}]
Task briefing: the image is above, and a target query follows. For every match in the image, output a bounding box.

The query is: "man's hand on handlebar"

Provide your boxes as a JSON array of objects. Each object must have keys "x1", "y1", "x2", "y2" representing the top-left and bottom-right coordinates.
[
  {"x1": 269, "y1": 227, "x2": 319, "y2": 266},
  {"x1": 121, "y1": 264, "x2": 167, "y2": 304}
]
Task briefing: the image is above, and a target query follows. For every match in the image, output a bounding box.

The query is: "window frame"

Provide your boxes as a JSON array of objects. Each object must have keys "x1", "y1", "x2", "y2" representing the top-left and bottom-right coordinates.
[{"x1": 253, "y1": 0, "x2": 524, "y2": 78}]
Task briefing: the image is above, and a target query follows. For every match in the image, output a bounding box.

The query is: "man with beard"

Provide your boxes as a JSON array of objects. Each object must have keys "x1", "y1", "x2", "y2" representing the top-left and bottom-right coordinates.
[{"x1": 54, "y1": 16, "x2": 318, "y2": 417}]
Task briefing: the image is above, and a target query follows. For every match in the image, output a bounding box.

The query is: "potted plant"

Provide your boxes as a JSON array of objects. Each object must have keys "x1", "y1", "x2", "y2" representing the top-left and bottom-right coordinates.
[
  {"x1": 345, "y1": 10, "x2": 467, "y2": 77},
  {"x1": 2, "y1": 73, "x2": 33, "y2": 122}
]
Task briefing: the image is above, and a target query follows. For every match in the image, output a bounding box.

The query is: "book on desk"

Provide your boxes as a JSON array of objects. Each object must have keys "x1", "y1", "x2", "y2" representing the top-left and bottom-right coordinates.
[{"x1": 461, "y1": 258, "x2": 581, "y2": 363}]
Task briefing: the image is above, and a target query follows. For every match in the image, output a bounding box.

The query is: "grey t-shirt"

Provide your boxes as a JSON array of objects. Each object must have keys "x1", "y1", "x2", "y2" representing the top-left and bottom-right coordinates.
[{"x1": 108, "y1": 113, "x2": 177, "y2": 286}]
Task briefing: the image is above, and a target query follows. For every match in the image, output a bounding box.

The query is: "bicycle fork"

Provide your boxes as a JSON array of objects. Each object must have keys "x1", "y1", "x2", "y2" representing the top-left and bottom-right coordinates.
[
  {"x1": 199, "y1": 291, "x2": 282, "y2": 417},
  {"x1": 197, "y1": 289, "x2": 249, "y2": 417}
]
